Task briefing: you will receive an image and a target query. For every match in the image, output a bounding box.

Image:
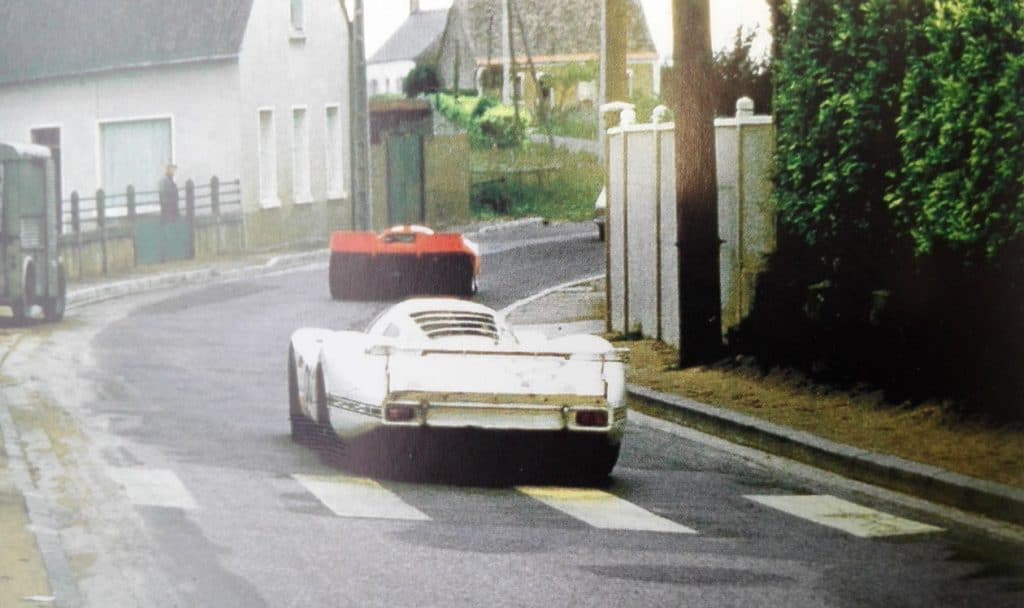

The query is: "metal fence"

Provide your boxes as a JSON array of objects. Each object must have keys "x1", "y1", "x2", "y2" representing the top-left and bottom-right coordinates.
[{"x1": 62, "y1": 176, "x2": 242, "y2": 234}]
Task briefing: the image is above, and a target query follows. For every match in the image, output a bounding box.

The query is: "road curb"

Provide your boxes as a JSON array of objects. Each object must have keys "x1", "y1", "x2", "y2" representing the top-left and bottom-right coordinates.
[
  {"x1": 66, "y1": 249, "x2": 327, "y2": 310},
  {"x1": 627, "y1": 384, "x2": 1024, "y2": 527}
]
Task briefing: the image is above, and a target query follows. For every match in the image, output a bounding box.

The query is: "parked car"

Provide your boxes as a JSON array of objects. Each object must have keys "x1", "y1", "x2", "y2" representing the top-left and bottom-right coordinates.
[
  {"x1": 594, "y1": 187, "x2": 606, "y2": 241},
  {"x1": 328, "y1": 225, "x2": 479, "y2": 299},
  {"x1": 287, "y1": 297, "x2": 628, "y2": 478}
]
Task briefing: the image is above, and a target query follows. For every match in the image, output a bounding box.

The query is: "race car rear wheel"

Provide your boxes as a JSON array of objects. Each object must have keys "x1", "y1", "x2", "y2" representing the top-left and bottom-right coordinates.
[
  {"x1": 585, "y1": 441, "x2": 621, "y2": 481},
  {"x1": 328, "y1": 255, "x2": 346, "y2": 300},
  {"x1": 288, "y1": 347, "x2": 311, "y2": 442},
  {"x1": 315, "y1": 367, "x2": 332, "y2": 439}
]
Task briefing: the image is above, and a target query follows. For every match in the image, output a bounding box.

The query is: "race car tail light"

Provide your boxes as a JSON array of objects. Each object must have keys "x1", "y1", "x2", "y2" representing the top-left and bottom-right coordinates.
[
  {"x1": 575, "y1": 410, "x2": 609, "y2": 427},
  {"x1": 385, "y1": 406, "x2": 416, "y2": 422}
]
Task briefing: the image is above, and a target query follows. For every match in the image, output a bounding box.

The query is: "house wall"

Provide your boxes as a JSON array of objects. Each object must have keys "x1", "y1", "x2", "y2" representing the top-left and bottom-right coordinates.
[
  {"x1": 367, "y1": 60, "x2": 415, "y2": 96},
  {"x1": 238, "y1": 0, "x2": 352, "y2": 249},
  {"x1": 0, "y1": 60, "x2": 242, "y2": 209}
]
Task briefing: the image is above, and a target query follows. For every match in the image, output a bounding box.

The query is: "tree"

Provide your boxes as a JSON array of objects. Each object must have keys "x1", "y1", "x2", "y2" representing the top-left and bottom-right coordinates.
[
  {"x1": 888, "y1": 0, "x2": 1024, "y2": 261},
  {"x1": 403, "y1": 63, "x2": 441, "y2": 98},
  {"x1": 711, "y1": 26, "x2": 772, "y2": 117}
]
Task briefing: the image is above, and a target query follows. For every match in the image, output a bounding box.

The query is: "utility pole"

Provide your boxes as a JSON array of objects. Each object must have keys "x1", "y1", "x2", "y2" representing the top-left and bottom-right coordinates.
[
  {"x1": 600, "y1": 0, "x2": 629, "y2": 120},
  {"x1": 501, "y1": 0, "x2": 512, "y2": 105},
  {"x1": 673, "y1": 0, "x2": 721, "y2": 366},
  {"x1": 348, "y1": 0, "x2": 372, "y2": 230}
]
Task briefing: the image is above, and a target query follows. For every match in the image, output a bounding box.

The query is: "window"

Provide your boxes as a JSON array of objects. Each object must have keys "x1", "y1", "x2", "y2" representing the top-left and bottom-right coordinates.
[
  {"x1": 325, "y1": 105, "x2": 345, "y2": 197},
  {"x1": 290, "y1": 0, "x2": 303, "y2": 31},
  {"x1": 370, "y1": 80, "x2": 379, "y2": 96},
  {"x1": 258, "y1": 109, "x2": 278, "y2": 207},
  {"x1": 291, "y1": 107, "x2": 311, "y2": 203}
]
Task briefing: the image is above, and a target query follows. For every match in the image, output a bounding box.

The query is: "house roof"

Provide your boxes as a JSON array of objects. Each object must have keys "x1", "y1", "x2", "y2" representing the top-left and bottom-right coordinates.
[
  {"x1": 368, "y1": 9, "x2": 450, "y2": 65},
  {"x1": 458, "y1": 0, "x2": 657, "y2": 64},
  {"x1": 0, "y1": 0, "x2": 255, "y2": 86}
]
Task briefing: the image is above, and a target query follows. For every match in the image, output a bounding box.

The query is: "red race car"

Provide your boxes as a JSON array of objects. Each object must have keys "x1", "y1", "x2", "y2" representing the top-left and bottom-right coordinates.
[{"x1": 328, "y1": 225, "x2": 480, "y2": 300}]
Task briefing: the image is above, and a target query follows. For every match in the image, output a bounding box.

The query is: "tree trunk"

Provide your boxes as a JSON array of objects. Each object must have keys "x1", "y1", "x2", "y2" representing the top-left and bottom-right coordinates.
[{"x1": 673, "y1": 0, "x2": 721, "y2": 365}]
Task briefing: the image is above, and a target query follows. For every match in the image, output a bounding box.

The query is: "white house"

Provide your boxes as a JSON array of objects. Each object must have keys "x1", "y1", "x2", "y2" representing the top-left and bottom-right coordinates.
[
  {"x1": 367, "y1": 1, "x2": 450, "y2": 97},
  {"x1": 0, "y1": 0, "x2": 353, "y2": 248}
]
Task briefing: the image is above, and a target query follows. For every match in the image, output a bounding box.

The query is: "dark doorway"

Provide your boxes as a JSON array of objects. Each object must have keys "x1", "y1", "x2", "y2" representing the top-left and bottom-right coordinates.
[{"x1": 30, "y1": 127, "x2": 62, "y2": 231}]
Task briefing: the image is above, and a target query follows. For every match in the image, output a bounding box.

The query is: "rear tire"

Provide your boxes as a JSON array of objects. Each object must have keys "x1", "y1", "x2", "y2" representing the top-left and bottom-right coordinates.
[
  {"x1": 328, "y1": 256, "x2": 345, "y2": 300},
  {"x1": 288, "y1": 347, "x2": 310, "y2": 441},
  {"x1": 43, "y1": 265, "x2": 66, "y2": 322},
  {"x1": 585, "y1": 441, "x2": 620, "y2": 481},
  {"x1": 12, "y1": 266, "x2": 34, "y2": 324},
  {"x1": 315, "y1": 367, "x2": 332, "y2": 439}
]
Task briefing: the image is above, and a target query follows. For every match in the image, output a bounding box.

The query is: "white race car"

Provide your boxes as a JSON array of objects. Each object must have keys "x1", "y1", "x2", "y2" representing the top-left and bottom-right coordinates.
[{"x1": 288, "y1": 298, "x2": 628, "y2": 477}]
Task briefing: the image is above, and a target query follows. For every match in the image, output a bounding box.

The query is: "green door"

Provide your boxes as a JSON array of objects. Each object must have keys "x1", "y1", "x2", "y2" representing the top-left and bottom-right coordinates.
[
  {"x1": 134, "y1": 216, "x2": 192, "y2": 265},
  {"x1": 386, "y1": 134, "x2": 424, "y2": 226}
]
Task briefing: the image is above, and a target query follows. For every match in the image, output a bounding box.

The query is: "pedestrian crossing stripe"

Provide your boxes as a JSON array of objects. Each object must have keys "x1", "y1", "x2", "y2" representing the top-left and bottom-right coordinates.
[
  {"x1": 106, "y1": 467, "x2": 199, "y2": 510},
  {"x1": 745, "y1": 494, "x2": 944, "y2": 538},
  {"x1": 516, "y1": 486, "x2": 697, "y2": 534},
  {"x1": 292, "y1": 474, "x2": 431, "y2": 521}
]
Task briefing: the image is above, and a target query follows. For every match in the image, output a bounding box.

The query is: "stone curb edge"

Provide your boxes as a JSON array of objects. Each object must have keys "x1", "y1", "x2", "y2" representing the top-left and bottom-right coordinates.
[
  {"x1": 628, "y1": 384, "x2": 1024, "y2": 527},
  {"x1": 67, "y1": 249, "x2": 327, "y2": 310}
]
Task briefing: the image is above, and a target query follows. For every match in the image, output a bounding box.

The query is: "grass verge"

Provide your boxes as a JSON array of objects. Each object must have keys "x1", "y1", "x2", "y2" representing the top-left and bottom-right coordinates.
[
  {"x1": 617, "y1": 338, "x2": 1024, "y2": 489},
  {"x1": 471, "y1": 144, "x2": 603, "y2": 222}
]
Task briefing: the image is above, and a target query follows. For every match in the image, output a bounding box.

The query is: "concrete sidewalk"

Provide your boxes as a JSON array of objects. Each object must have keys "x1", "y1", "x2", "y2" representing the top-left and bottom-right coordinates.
[{"x1": 503, "y1": 276, "x2": 1024, "y2": 530}]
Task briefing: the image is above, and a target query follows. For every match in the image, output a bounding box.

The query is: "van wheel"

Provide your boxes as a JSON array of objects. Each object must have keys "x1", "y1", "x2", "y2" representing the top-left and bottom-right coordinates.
[
  {"x1": 12, "y1": 267, "x2": 35, "y2": 323},
  {"x1": 43, "y1": 265, "x2": 66, "y2": 322}
]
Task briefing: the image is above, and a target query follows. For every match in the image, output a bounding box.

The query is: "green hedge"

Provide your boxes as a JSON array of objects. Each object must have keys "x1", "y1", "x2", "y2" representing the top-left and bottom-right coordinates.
[{"x1": 888, "y1": 0, "x2": 1024, "y2": 261}]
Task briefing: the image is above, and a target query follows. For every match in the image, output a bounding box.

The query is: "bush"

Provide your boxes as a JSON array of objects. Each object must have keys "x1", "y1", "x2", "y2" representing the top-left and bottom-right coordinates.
[
  {"x1": 772, "y1": 0, "x2": 924, "y2": 283},
  {"x1": 888, "y1": 0, "x2": 1024, "y2": 261},
  {"x1": 477, "y1": 105, "x2": 530, "y2": 148},
  {"x1": 434, "y1": 93, "x2": 530, "y2": 149}
]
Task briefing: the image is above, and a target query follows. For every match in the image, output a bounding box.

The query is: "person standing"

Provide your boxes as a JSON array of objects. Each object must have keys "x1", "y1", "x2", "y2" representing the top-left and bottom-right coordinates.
[{"x1": 159, "y1": 163, "x2": 180, "y2": 220}]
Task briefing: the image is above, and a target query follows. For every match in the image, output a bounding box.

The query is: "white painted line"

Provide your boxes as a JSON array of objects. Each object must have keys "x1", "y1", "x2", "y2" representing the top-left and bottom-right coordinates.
[
  {"x1": 106, "y1": 467, "x2": 199, "y2": 510},
  {"x1": 293, "y1": 474, "x2": 431, "y2": 521},
  {"x1": 498, "y1": 273, "x2": 604, "y2": 317},
  {"x1": 517, "y1": 486, "x2": 696, "y2": 534},
  {"x1": 746, "y1": 494, "x2": 944, "y2": 538}
]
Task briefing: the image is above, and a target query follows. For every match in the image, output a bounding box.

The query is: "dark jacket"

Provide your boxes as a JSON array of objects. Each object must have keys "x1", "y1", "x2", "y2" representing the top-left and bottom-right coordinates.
[{"x1": 159, "y1": 175, "x2": 180, "y2": 219}]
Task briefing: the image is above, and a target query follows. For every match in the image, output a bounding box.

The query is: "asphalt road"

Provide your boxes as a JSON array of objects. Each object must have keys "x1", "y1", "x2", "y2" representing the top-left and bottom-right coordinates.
[{"x1": 2, "y1": 222, "x2": 1022, "y2": 607}]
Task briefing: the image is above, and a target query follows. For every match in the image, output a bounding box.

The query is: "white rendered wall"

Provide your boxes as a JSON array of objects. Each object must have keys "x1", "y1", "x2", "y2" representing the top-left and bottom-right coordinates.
[
  {"x1": 0, "y1": 60, "x2": 242, "y2": 204},
  {"x1": 367, "y1": 60, "x2": 415, "y2": 96},
  {"x1": 238, "y1": 0, "x2": 350, "y2": 212}
]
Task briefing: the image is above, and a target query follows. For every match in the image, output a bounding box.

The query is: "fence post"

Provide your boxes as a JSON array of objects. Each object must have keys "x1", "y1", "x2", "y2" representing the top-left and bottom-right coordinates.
[
  {"x1": 185, "y1": 179, "x2": 195, "y2": 258},
  {"x1": 210, "y1": 176, "x2": 221, "y2": 255},
  {"x1": 96, "y1": 188, "x2": 107, "y2": 275},
  {"x1": 126, "y1": 185, "x2": 136, "y2": 221},
  {"x1": 70, "y1": 191, "x2": 81, "y2": 280},
  {"x1": 70, "y1": 191, "x2": 80, "y2": 234},
  {"x1": 210, "y1": 176, "x2": 220, "y2": 216}
]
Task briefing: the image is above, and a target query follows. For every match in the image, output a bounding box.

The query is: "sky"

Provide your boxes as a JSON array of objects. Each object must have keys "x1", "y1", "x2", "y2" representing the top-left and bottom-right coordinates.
[{"x1": 362, "y1": 0, "x2": 772, "y2": 61}]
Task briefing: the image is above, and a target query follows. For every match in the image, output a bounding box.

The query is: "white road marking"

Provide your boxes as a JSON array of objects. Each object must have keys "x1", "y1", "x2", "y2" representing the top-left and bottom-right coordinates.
[
  {"x1": 746, "y1": 494, "x2": 944, "y2": 538},
  {"x1": 106, "y1": 467, "x2": 199, "y2": 510},
  {"x1": 293, "y1": 474, "x2": 431, "y2": 521},
  {"x1": 517, "y1": 486, "x2": 697, "y2": 533}
]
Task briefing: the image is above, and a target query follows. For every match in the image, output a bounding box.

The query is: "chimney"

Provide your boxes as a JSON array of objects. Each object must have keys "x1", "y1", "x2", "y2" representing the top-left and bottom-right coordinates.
[{"x1": 410, "y1": 0, "x2": 420, "y2": 13}]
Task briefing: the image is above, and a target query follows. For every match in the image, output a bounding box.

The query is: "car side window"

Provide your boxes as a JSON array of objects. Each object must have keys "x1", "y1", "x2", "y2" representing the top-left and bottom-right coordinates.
[{"x1": 383, "y1": 323, "x2": 401, "y2": 339}]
